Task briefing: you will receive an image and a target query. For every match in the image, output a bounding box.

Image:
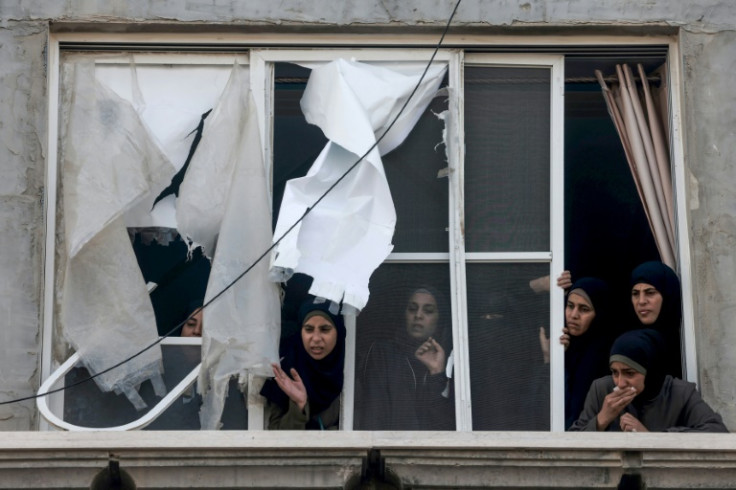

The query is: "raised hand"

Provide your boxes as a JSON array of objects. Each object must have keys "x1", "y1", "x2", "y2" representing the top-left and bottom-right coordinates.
[
  {"x1": 539, "y1": 327, "x2": 550, "y2": 364},
  {"x1": 559, "y1": 327, "x2": 571, "y2": 351},
  {"x1": 271, "y1": 363, "x2": 308, "y2": 411},
  {"x1": 415, "y1": 337, "x2": 446, "y2": 375},
  {"x1": 557, "y1": 270, "x2": 573, "y2": 290},
  {"x1": 596, "y1": 386, "x2": 637, "y2": 431}
]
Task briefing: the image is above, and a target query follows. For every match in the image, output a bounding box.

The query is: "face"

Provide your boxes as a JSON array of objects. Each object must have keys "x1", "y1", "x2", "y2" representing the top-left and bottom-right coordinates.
[
  {"x1": 565, "y1": 292, "x2": 596, "y2": 336},
  {"x1": 301, "y1": 314, "x2": 338, "y2": 360},
  {"x1": 405, "y1": 291, "x2": 439, "y2": 341},
  {"x1": 631, "y1": 282, "x2": 663, "y2": 325},
  {"x1": 181, "y1": 308, "x2": 203, "y2": 337},
  {"x1": 610, "y1": 361, "x2": 645, "y2": 394}
]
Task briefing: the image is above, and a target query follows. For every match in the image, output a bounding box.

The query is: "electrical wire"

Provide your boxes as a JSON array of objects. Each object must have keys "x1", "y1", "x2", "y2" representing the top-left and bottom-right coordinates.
[{"x1": 0, "y1": 0, "x2": 463, "y2": 408}]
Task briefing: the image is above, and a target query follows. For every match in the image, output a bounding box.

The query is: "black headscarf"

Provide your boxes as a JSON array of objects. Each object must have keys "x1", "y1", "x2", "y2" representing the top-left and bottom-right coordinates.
[
  {"x1": 396, "y1": 285, "x2": 452, "y2": 354},
  {"x1": 564, "y1": 277, "x2": 614, "y2": 429},
  {"x1": 630, "y1": 261, "x2": 682, "y2": 377},
  {"x1": 609, "y1": 328, "x2": 667, "y2": 404},
  {"x1": 260, "y1": 299, "x2": 346, "y2": 418},
  {"x1": 630, "y1": 261, "x2": 682, "y2": 332}
]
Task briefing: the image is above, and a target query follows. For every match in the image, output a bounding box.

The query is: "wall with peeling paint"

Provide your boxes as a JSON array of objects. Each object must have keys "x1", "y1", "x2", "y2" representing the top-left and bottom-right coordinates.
[{"x1": 0, "y1": 1, "x2": 734, "y2": 431}]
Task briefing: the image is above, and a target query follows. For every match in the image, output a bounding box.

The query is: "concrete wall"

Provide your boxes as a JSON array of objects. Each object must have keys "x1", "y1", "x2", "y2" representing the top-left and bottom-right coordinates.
[{"x1": 0, "y1": 1, "x2": 734, "y2": 431}]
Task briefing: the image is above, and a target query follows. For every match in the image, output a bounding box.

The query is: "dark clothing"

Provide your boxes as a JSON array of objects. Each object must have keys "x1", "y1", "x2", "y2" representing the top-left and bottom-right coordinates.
[
  {"x1": 260, "y1": 299, "x2": 346, "y2": 430},
  {"x1": 265, "y1": 396, "x2": 340, "y2": 430},
  {"x1": 565, "y1": 335, "x2": 611, "y2": 429},
  {"x1": 564, "y1": 277, "x2": 615, "y2": 429},
  {"x1": 569, "y1": 375, "x2": 728, "y2": 432},
  {"x1": 630, "y1": 261, "x2": 683, "y2": 377},
  {"x1": 132, "y1": 234, "x2": 211, "y2": 337},
  {"x1": 357, "y1": 339, "x2": 455, "y2": 430}
]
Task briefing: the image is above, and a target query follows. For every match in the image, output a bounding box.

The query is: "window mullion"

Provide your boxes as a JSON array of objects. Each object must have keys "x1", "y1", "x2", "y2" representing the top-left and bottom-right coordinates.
[
  {"x1": 448, "y1": 50, "x2": 473, "y2": 432},
  {"x1": 549, "y1": 55, "x2": 566, "y2": 432}
]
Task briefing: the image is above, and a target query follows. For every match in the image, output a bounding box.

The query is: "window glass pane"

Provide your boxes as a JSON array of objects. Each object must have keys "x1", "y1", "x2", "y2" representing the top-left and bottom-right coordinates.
[
  {"x1": 383, "y1": 93, "x2": 449, "y2": 253},
  {"x1": 464, "y1": 66, "x2": 551, "y2": 252},
  {"x1": 354, "y1": 263, "x2": 455, "y2": 430},
  {"x1": 62, "y1": 344, "x2": 248, "y2": 430},
  {"x1": 272, "y1": 63, "x2": 327, "y2": 228},
  {"x1": 273, "y1": 63, "x2": 449, "y2": 252},
  {"x1": 466, "y1": 263, "x2": 550, "y2": 430}
]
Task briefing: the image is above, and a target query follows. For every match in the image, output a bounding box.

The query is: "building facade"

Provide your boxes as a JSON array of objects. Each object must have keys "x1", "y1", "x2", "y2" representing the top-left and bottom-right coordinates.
[{"x1": 1, "y1": 1, "x2": 735, "y2": 488}]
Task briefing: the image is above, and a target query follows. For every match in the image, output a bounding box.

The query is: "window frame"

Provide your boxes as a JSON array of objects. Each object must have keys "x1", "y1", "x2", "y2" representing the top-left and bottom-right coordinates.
[{"x1": 42, "y1": 31, "x2": 693, "y2": 434}]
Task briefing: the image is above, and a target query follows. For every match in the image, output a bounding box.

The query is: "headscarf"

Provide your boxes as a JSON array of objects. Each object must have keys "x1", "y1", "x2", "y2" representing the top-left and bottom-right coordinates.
[
  {"x1": 398, "y1": 285, "x2": 452, "y2": 353},
  {"x1": 260, "y1": 299, "x2": 346, "y2": 418},
  {"x1": 630, "y1": 261, "x2": 682, "y2": 332},
  {"x1": 629, "y1": 261, "x2": 682, "y2": 377},
  {"x1": 609, "y1": 328, "x2": 667, "y2": 403},
  {"x1": 564, "y1": 277, "x2": 614, "y2": 428}
]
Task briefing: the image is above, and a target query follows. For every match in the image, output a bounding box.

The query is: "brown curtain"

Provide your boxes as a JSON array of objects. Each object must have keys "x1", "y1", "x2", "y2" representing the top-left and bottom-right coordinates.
[{"x1": 596, "y1": 63, "x2": 676, "y2": 268}]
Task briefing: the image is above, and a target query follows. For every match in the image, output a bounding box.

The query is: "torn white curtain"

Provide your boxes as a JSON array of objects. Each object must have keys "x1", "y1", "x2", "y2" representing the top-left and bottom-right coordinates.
[
  {"x1": 270, "y1": 59, "x2": 448, "y2": 312},
  {"x1": 596, "y1": 64, "x2": 676, "y2": 268},
  {"x1": 174, "y1": 64, "x2": 281, "y2": 429},
  {"x1": 60, "y1": 61, "x2": 172, "y2": 409}
]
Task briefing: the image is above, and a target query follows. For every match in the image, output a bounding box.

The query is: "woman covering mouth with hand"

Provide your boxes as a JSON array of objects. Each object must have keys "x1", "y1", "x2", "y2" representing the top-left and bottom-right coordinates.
[
  {"x1": 260, "y1": 299, "x2": 346, "y2": 430},
  {"x1": 569, "y1": 328, "x2": 727, "y2": 433}
]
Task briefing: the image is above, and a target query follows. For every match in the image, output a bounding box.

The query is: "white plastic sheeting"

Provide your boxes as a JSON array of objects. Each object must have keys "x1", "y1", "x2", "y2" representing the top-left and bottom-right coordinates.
[
  {"x1": 60, "y1": 61, "x2": 173, "y2": 409},
  {"x1": 174, "y1": 64, "x2": 281, "y2": 429},
  {"x1": 270, "y1": 59, "x2": 448, "y2": 313}
]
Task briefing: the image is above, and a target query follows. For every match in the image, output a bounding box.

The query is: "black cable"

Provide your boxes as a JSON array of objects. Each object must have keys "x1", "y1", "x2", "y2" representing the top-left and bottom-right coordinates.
[{"x1": 1, "y1": 0, "x2": 462, "y2": 408}]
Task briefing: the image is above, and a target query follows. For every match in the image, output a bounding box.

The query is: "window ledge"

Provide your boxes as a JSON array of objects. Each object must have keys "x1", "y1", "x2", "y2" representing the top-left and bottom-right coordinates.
[{"x1": 2, "y1": 431, "x2": 736, "y2": 488}]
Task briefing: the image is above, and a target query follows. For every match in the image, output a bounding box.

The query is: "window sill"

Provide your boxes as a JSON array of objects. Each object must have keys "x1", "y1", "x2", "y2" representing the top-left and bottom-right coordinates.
[{"x1": 2, "y1": 431, "x2": 735, "y2": 488}]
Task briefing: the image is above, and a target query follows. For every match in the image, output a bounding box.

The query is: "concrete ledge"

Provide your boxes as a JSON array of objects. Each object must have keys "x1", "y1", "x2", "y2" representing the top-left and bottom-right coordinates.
[{"x1": 0, "y1": 431, "x2": 735, "y2": 489}]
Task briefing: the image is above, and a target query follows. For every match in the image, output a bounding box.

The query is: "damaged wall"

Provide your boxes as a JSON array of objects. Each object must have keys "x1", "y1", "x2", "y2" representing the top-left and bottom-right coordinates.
[
  {"x1": 0, "y1": 22, "x2": 47, "y2": 430},
  {"x1": 680, "y1": 29, "x2": 736, "y2": 421},
  {"x1": 0, "y1": 1, "x2": 735, "y2": 430}
]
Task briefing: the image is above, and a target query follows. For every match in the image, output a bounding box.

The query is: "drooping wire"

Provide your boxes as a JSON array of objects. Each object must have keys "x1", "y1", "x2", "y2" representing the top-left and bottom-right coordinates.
[{"x1": 0, "y1": 0, "x2": 462, "y2": 407}]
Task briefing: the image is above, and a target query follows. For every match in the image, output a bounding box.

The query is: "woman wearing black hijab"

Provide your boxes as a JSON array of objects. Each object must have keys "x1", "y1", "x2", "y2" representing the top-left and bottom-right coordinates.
[
  {"x1": 630, "y1": 261, "x2": 683, "y2": 377},
  {"x1": 260, "y1": 299, "x2": 346, "y2": 430},
  {"x1": 560, "y1": 277, "x2": 616, "y2": 429},
  {"x1": 357, "y1": 286, "x2": 455, "y2": 430},
  {"x1": 569, "y1": 329, "x2": 727, "y2": 432}
]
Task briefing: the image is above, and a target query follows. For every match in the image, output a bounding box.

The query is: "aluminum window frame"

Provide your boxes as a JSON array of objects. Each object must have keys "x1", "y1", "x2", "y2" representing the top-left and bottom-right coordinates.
[{"x1": 42, "y1": 31, "x2": 690, "y2": 435}]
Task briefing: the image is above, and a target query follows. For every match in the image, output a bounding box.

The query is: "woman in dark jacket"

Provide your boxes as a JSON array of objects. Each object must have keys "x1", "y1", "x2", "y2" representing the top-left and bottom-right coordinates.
[
  {"x1": 260, "y1": 299, "x2": 346, "y2": 430},
  {"x1": 569, "y1": 329, "x2": 727, "y2": 432},
  {"x1": 357, "y1": 286, "x2": 455, "y2": 430}
]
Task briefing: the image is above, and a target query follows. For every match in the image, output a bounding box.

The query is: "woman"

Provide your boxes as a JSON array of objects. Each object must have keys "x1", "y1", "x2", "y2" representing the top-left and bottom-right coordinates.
[
  {"x1": 180, "y1": 300, "x2": 203, "y2": 337},
  {"x1": 559, "y1": 277, "x2": 616, "y2": 430},
  {"x1": 358, "y1": 286, "x2": 455, "y2": 430},
  {"x1": 569, "y1": 329, "x2": 727, "y2": 432},
  {"x1": 260, "y1": 299, "x2": 346, "y2": 430},
  {"x1": 630, "y1": 261, "x2": 682, "y2": 377}
]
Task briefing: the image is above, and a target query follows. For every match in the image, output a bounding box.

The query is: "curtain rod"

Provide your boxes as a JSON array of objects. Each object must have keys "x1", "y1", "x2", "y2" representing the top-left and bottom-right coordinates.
[{"x1": 275, "y1": 75, "x2": 661, "y2": 84}]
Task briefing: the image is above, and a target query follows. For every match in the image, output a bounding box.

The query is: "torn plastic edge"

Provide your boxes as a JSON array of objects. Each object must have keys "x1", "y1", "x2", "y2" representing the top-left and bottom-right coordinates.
[{"x1": 37, "y1": 337, "x2": 201, "y2": 431}]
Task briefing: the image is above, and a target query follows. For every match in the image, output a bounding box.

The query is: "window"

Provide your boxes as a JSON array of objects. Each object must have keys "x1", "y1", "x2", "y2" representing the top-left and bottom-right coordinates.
[{"x1": 42, "y1": 35, "x2": 687, "y2": 432}]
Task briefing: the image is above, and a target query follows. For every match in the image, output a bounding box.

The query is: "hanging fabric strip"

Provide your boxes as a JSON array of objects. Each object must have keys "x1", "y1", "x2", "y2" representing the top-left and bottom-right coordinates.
[
  {"x1": 270, "y1": 59, "x2": 448, "y2": 313},
  {"x1": 595, "y1": 63, "x2": 676, "y2": 268},
  {"x1": 60, "y1": 60, "x2": 173, "y2": 408},
  {"x1": 174, "y1": 63, "x2": 281, "y2": 429}
]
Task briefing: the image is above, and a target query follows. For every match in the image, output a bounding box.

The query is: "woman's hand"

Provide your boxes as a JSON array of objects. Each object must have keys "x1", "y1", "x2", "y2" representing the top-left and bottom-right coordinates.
[
  {"x1": 596, "y1": 386, "x2": 637, "y2": 431},
  {"x1": 415, "y1": 337, "x2": 446, "y2": 375},
  {"x1": 619, "y1": 413, "x2": 648, "y2": 432},
  {"x1": 559, "y1": 327, "x2": 571, "y2": 351},
  {"x1": 557, "y1": 270, "x2": 573, "y2": 290},
  {"x1": 539, "y1": 327, "x2": 550, "y2": 364},
  {"x1": 271, "y1": 363, "x2": 308, "y2": 411}
]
